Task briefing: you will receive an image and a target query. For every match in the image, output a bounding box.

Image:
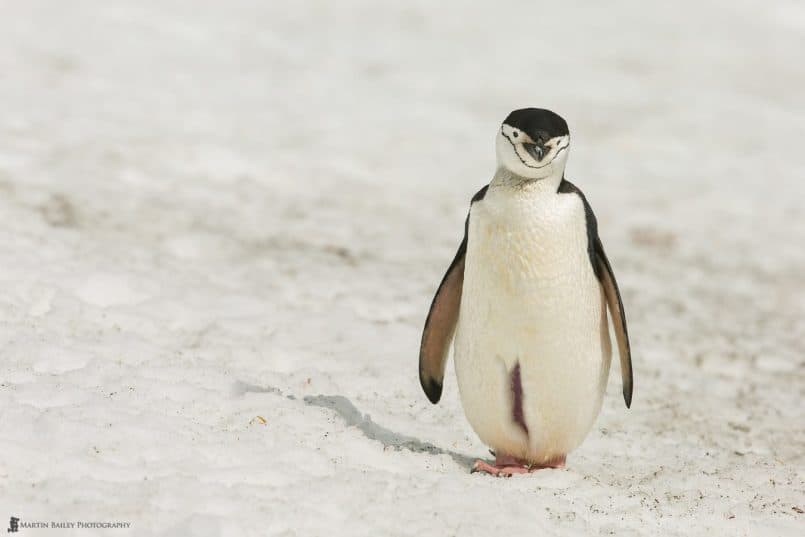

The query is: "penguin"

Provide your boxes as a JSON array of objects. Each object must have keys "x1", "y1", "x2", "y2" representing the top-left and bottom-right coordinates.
[{"x1": 419, "y1": 108, "x2": 633, "y2": 476}]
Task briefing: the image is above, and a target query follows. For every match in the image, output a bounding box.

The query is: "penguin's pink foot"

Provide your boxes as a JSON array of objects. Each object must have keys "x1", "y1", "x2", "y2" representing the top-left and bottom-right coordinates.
[
  {"x1": 471, "y1": 460, "x2": 530, "y2": 476},
  {"x1": 471, "y1": 454, "x2": 566, "y2": 476}
]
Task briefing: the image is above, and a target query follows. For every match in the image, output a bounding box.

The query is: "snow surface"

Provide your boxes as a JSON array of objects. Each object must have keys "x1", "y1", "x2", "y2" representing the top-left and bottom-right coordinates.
[{"x1": 1, "y1": 1, "x2": 803, "y2": 536}]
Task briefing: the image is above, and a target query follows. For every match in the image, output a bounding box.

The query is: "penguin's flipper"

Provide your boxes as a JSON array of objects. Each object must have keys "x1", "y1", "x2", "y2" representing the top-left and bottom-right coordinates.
[
  {"x1": 419, "y1": 185, "x2": 488, "y2": 404},
  {"x1": 418, "y1": 239, "x2": 466, "y2": 404},
  {"x1": 595, "y1": 237, "x2": 633, "y2": 408}
]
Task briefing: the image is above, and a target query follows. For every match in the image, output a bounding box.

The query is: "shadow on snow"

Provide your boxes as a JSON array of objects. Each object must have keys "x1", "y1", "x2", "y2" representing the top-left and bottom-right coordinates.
[{"x1": 233, "y1": 380, "x2": 475, "y2": 469}]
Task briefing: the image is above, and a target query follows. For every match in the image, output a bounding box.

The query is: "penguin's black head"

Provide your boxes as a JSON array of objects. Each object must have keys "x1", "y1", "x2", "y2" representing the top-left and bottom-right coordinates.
[
  {"x1": 496, "y1": 108, "x2": 570, "y2": 181},
  {"x1": 504, "y1": 108, "x2": 569, "y2": 140}
]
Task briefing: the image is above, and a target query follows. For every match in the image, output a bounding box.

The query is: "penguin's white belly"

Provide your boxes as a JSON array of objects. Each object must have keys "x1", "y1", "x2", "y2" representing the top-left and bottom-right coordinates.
[{"x1": 453, "y1": 188, "x2": 611, "y2": 463}]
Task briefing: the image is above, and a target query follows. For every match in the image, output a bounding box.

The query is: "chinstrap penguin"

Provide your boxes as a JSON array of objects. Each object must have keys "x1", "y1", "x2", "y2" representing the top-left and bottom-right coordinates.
[{"x1": 419, "y1": 108, "x2": 633, "y2": 476}]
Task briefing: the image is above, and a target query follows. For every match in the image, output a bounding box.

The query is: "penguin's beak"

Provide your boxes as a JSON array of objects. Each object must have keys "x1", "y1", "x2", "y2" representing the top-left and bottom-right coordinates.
[{"x1": 522, "y1": 142, "x2": 544, "y2": 161}]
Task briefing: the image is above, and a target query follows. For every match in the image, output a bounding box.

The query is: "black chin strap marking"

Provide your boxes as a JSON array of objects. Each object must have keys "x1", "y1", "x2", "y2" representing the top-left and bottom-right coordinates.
[{"x1": 502, "y1": 133, "x2": 568, "y2": 170}]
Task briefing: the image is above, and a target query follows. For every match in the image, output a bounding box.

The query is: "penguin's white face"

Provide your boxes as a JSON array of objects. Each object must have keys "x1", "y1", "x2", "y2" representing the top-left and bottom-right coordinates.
[{"x1": 496, "y1": 124, "x2": 570, "y2": 181}]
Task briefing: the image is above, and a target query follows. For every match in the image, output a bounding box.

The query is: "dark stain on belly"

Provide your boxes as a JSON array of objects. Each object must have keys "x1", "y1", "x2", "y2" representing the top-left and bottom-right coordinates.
[{"x1": 511, "y1": 362, "x2": 529, "y2": 437}]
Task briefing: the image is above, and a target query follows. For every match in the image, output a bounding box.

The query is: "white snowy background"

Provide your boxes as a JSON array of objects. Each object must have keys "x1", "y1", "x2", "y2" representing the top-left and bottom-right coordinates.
[{"x1": 1, "y1": 1, "x2": 803, "y2": 536}]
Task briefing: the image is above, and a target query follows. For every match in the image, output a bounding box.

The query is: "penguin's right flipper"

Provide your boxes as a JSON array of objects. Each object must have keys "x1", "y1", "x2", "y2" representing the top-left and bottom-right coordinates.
[
  {"x1": 419, "y1": 185, "x2": 488, "y2": 404},
  {"x1": 418, "y1": 239, "x2": 466, "y2": 404}
]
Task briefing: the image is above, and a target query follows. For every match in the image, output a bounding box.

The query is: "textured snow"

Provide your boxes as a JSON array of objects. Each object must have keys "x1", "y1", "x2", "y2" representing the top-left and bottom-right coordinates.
[{"x1": 1, "y1": 1, "x2": 803, "y2": 536}]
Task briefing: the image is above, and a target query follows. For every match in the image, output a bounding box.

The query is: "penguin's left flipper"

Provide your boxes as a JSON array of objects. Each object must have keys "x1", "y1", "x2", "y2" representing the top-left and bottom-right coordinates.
[
  {"x1": 558, "y1": 178, "x2": 633, "y2": 409},
  {"x1": 419, "y1": 185, "x2": 489, "y2": 404},
  {"x1": 595, "y1": 237, "x2": 634, "y2": 408}
]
